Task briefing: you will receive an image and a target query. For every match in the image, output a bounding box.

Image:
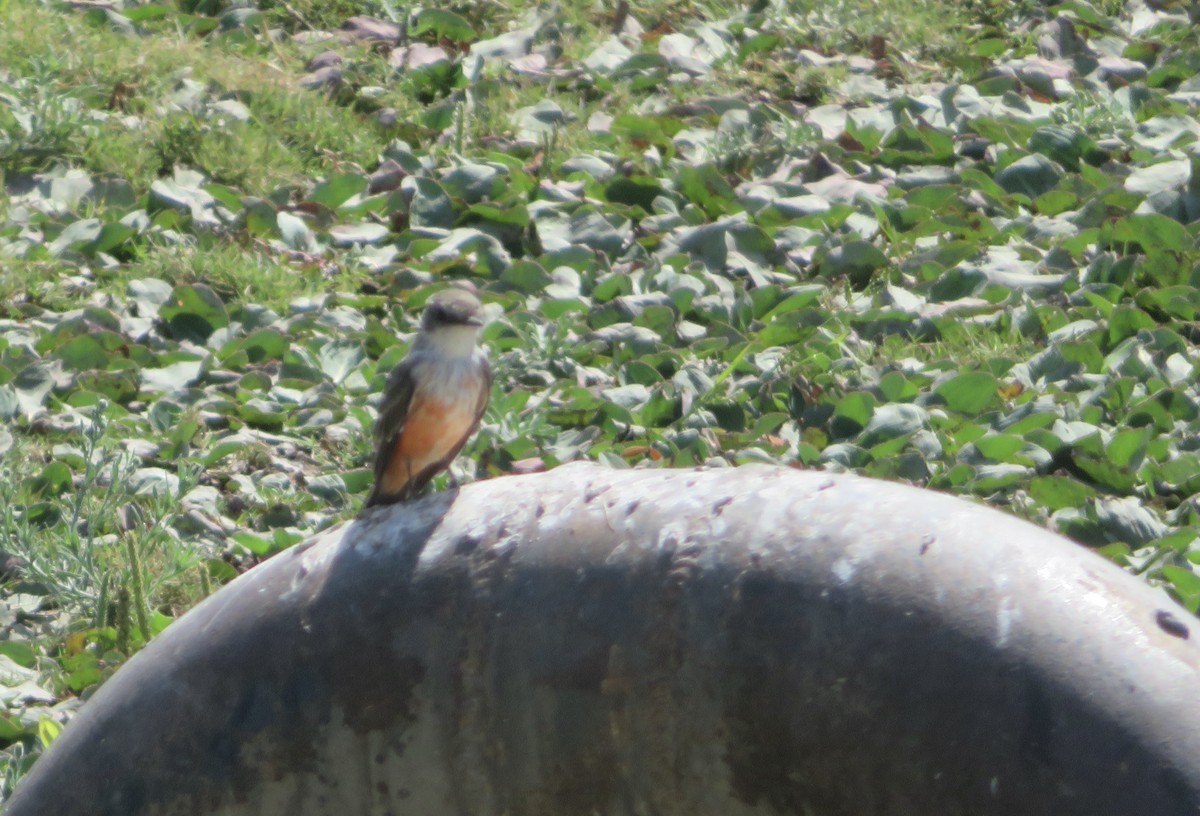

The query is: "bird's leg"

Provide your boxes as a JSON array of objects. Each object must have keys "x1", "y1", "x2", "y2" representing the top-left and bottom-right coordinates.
[{"x1": 401, "y1": 457, "x2": 415, "y2": 501}]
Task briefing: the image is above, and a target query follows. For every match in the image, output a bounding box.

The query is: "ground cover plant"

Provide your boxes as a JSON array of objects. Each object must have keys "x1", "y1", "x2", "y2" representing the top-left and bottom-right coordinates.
[{"x1": 1, "y1": 0, "x2": 1200, "y2": 798}]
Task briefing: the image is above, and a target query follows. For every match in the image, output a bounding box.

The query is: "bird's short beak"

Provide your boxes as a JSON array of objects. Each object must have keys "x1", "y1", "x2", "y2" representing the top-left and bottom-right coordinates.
[{"x1": 467, "y1": 316, "x2": 484, "y2": 327}]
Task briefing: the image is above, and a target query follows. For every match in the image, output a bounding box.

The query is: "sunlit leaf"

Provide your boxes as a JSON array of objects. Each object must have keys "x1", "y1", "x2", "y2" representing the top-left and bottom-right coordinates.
[{"x1": 936, "y1": 371, "x2": 999, "y2": 414}]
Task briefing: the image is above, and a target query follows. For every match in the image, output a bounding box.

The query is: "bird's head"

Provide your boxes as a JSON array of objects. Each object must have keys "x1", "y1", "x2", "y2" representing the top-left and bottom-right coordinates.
[
  {"x1": 421, "y1": 288, "x2": 484, "y2": 332},
  {"x1": 418, "y1": 288, "x2": 486, "y2": 356}
]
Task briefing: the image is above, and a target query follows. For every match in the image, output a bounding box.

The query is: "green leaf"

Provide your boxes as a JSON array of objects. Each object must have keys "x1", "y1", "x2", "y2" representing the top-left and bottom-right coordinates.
[
  {"x1": 147, "y1": 398, "x2": 183, "y2": 433},
  {"x1": 973, "y1": 38, "x2": 1006, "y2": 57},
  {"x1": 972, "y1": 433, "x2": 1024, "y2": 461},
  {"x1": 341, "y1": 468, "x2": 374, "y2": 494},
  {"x1": 463, "y1": 202, "x2": 529, "y2": 227},
  {"x1": 244, "y1": 198, "x2": 279, "y2": 236},
  {"x1": 737, "y1": 33, "x2": 781, "y2": 63},
  {"x1": 994, "y1": 154, "x2": 1063, "y2": 199},
  {"x1": 1035, "y1": 190, "x2": 1078, "y2": 216},
  {"x1": 48, "y1": 218, "x2": 103, "y2": 256},
  {"x1": 860, "y1": 403, "x2": 926, "y2": 445},
  {"x1": 1075, "y1": 455, "x2": 1138, "y2": 492},
  {"x1": 605, "y1": 176, "x2": 664, "y2": 210},
  {"x1": 1163, "y1": 566, "x2": 1200, "y2": 613},
  {"x1": 308, "y1": 474, "x2": 347, "y2": 502},
  {"x1": 677, "y1": 164, "x2": 736, "y2": 219},
  {"x1": 877, "y1": 117, "x2": 954, "y2": 166},
  {"x1": 36, "y1": 718, "x2": 62, "y2": 749},
  {"x1": 411, "y1": 9, "x2": 476, "y2": 43},
  {"x1": 442, "y1": 162, "x2": 503, "y2": 202},
  {"x1": 0, "y1": 383, "x2": 17, "y2": 419},
  {"x1": 13, "y1": 361, "x2": 56, "y2": 419},
  {"x1": 232, "y1": 531, "x2": 276, "y2": 557},
  {"x1": 318, "y1": 340, "x2": 366, "y2": 384},
  {"x1": 140, "y1": 357, "x2": 205, "y2": 393},
  {"x1": 202, "y1": 439, "x2": 245, "y2": 467},
  {"x1": 1136, "y1": 286, "x2": 1200, "y2": 321},
  {"x1": 0, "y1": 715, "x2": 32, "y2": 742},
  {"x1": 408, "y1": 178, "x2": 456, "y2": 229},
  {"x1": 277, "y1": 211, "x2": 317, "y2": 252},
  {"x1": 127, "y1": 278, "x2": 173, "y2": 317},
  {"x1": 241, "y1": 329, "x2": 289, "y2": 363},
  {"x1": 55, "y1": 335, "x2": 109, "y2": 371},
  {"x1": 1107, "y1": 427, "x2": 1151, "y2": 470},
  {"x1": 611, "y1": 114, "x2": 681, "y2": 152},
  {"x1": 123, "y1": 3, "x2": 170, "y2": 22},
  {"x1": 1027, "y1": 126, "x2": 1096, "y2": 172},
  {"x1": 878, "y1": 371, "x2": 918, "y2": 402},
  {"x1": 0, "y1": 642, "x2": 37, "y2": 668},
  {"x1": 329, "y1": 222, "x2": 390, "y2": 246},
  {"x1": 819, "y1": 240, "x2": 888, "y2": 286},
  {"x1": 970, "y1": 463, "x2": 1029, "y2": 493},
  {"x1": 1105, "y1": 213, "x2": 1188, "y2": 255},
  {"x1": 91, "y1": 222, "x2": 137, "y2": 254},
  {"x1": 310, "y1": 174, "x2": 368, "y2": 209},
  {"x1": 1124, "y1": 158, "x2": 1190, "y2": 196},
  {"x1": 1107, "y1": 305, "x2": 1157, "y2": 344},
  {"x1": 1029, "y1": 476, "x2": 1094, "y2": 511},
  {"x1": 160, "y1": 283, "x2": 229, "y2": 343},
  {"x1": 832, "y1": 391, "x2": 875, "y2": 431},
  {"x1": 935, "y1": 371, "x2": 999, "y2": 414},
  {"x1": 757, "y1": 311, "x2": 810, "y2": 346},
  {"x1": 499, "y1": 261, "x2": 552, "y2": 294},
  {"x1": 761, "y1": 286, "x2": 825, "y2": 320},
  {"x1": 238, "y1": 398, "x2": 285, "y2": 429},
  {"x1": 1056, "y1": 0, "x2": 1115, "y2": 29},
  {"x1": 34, "y1": 461, "x2": 72, "y2": 498}
]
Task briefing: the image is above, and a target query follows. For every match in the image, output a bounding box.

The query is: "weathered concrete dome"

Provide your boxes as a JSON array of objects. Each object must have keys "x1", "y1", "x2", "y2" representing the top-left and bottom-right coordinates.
[{"x1": 9, "y1": 464, "x2": 1200, "y2": 815}]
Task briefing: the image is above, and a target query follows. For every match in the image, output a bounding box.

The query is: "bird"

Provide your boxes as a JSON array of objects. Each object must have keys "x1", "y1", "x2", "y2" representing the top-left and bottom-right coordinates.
[{"x1": 364, "y1": 288, "x2": 491, "y2": 508}]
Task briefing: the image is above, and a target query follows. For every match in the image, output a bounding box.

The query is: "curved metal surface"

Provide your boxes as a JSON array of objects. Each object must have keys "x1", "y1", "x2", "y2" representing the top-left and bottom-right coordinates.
[{"x1": 8, "y1": 463, "x2": 1200, "y2": 815}]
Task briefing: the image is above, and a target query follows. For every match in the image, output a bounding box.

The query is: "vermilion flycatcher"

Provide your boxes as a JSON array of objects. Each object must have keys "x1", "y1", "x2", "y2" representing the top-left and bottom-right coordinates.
[{"x1": 364, "y1": 289, "x2": 491, "y2": 507}]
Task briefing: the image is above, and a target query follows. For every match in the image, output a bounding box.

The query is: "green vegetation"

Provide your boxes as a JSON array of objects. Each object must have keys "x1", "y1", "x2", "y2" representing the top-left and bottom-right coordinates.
[{"x1": 2, "y1": 0, "x2": 1200, "y2": 799}]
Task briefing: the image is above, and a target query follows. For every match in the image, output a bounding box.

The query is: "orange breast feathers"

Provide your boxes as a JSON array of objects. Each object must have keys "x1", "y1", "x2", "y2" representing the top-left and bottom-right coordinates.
[{"x1": 377, "y1": 390, "x2": 481, "y2": 497}]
